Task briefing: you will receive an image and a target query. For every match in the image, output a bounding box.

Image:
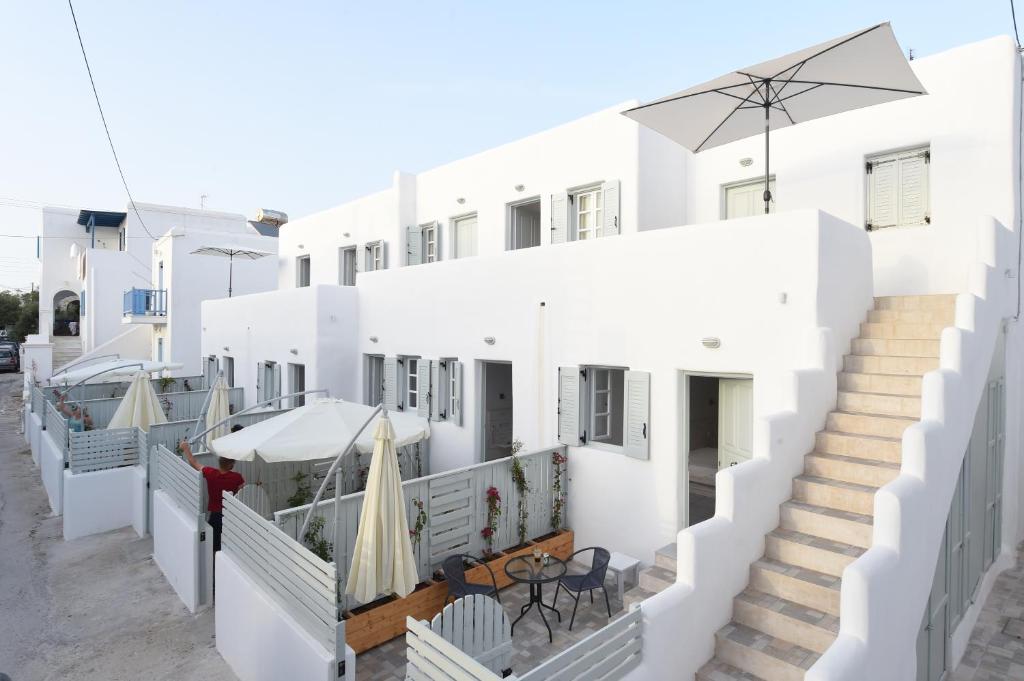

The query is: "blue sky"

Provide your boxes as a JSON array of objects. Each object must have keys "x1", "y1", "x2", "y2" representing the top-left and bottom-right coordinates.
[{"x1": 0, "y1": 1, "x2": 1016, "y2": 290}]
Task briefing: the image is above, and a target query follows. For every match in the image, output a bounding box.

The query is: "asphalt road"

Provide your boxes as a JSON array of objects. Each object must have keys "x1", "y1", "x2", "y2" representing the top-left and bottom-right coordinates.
[{"x1": 0, "y1": 372, "x2": 236, "y2": 681}]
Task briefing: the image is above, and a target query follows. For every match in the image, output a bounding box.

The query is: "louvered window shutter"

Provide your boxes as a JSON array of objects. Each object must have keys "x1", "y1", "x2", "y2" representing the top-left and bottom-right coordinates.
[
  {"x1": 272, "y1": 364, "x2": 282, "y2": 407},
  {"x1": 406, "y1": 226, "x2": 422, "y2": 266},
  {"x1": 383, "y1": 357, "x2": 398, "y2": 411},
  {"x1": 430, "y1": 361, "x2": 445, "y2": 421},
  {"x1": 417, "y1": 360, "x2": 431, "y2": 418},
  {"x1": 899, "y1": 153, "x2": 929, "y2": 226},
  {"x1": 449, "y1": 362, "x2": 463, "y2": 425},
  {"x1": 557, "y1": 366, "x2": 582, "y2": 446},
  {"x1": 623, "y1": 371, "x2": 651, "y2": 459},
  {"x1": 867, "y1": 158, "x2": 897, "y2": 230},
  {"x1": 602, "y1": 180, "x2": 621, "y2": 236},
  {"x1": 256, "y1": 361, "x2": 265, "y2": 403},
  {"x1": 550, "y1": 192, "x2": 569, "y2": 244},
  {"x1": 381, "y1": 241, "x2": 388, "y2": 269}
]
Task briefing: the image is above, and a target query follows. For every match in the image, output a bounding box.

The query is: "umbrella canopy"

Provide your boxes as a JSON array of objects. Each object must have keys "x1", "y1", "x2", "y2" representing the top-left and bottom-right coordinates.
[
  {"x1": 54, "y1": 359, "x2": 183, "y2": 386},
  {"x1": 106, "y1": 371, "x2": 168, "y2": 431},
  {"x1": 345, "y1": 416, "x2": 419, "y2": 602},
  {"x1": 210, "y1": 398, "x2": 429, "y2": 463},
  {"x1": 623, "y1": 22, "x2": 925, "y2": 213},
  {"x1": 190, "y1": 246, "x2": 272, "y2": 298},
  {"x1": 204, "y1": 375, "x2": 231, "y2": 447}
]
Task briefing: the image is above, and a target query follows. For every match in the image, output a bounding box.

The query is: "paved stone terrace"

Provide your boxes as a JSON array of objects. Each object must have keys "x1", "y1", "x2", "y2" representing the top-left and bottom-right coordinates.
[{"x1": 358, "y1": 576, "x2": 630, "y2": 680}]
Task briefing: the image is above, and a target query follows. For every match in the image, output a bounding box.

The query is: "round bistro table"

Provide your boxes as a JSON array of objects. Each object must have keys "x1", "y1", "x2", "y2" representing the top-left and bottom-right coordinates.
[{"x1": 504, "y1": 554, "x2": 567, "y2": 642}]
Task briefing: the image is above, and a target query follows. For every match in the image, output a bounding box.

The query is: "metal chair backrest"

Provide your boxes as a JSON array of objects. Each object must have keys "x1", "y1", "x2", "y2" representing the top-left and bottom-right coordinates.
[
  {"x1": 581, "y1": 546, "x2": 611, "y2": 588},
  {"x1": 428, "y1": 594, "x2": 512, "y2": 675},
  {"x1": 442, "y1": 554, "x2": 471, "y2": 594}
]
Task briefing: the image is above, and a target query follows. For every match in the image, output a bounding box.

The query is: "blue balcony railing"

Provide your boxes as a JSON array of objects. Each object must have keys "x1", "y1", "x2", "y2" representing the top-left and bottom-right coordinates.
[{"x1": 123, "y1": 288, "x2": 166, "y2": 316}]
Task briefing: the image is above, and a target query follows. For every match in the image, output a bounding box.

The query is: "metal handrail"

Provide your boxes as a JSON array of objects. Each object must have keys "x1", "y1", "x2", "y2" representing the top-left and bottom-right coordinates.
[{"x1": 187, "y1": 389, "x2": 330, "y2": 445}]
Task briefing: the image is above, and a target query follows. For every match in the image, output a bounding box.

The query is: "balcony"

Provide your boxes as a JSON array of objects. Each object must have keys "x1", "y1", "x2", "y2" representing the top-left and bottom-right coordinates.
[{"x1": 122, "y1": 288, "x2": 167, "y2": 324}]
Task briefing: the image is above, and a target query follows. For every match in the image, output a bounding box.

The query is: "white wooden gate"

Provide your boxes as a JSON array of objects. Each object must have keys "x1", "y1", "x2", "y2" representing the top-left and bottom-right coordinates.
[{"x1": 428, "y1": 595, "x2": 512, "y2": 676}]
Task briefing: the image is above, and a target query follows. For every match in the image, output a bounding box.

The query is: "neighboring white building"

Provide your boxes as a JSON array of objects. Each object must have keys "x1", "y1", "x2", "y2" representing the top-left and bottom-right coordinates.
[{"x1": 202, "y1": 35, "x2": 1023, "y2": 681}]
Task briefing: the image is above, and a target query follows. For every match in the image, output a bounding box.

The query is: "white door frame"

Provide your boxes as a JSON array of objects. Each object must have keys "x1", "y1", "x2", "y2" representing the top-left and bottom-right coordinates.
[
  {"x1": 477, "y1": 360, "x2": 513, "y2": 463},
  {"x1": 677, "y1": 370, "x2": 754, "y2": 530}
]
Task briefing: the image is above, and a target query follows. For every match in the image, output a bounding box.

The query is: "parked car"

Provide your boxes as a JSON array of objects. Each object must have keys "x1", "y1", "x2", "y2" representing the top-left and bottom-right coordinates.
[{"x1": 0, "y1": 348, "x2": 17, "y2": 373}]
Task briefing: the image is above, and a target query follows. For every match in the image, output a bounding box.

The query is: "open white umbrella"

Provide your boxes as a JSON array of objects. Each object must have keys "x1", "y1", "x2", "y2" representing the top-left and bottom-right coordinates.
[
  {"x1": 209, "y1": 398, "x2": 430, "y2": 463},
  {"x1": 190, "y1": 246, "x2": 271, "y2": 297},
  {"x1": 345, "y1": 415, "x2": 418, "y2": 602},
  {"x1": 53, "y1": 359, "x2": 183, "y2": 386},
  {"x1": 106, "y1": 371, "x2": 168, "y2": 431},
  {"x1": 623, "y1": 22, "x2": 926, "y2": 214},
  {"x1": 204, "y1": 374, "x2": 231, "y2": 448}
]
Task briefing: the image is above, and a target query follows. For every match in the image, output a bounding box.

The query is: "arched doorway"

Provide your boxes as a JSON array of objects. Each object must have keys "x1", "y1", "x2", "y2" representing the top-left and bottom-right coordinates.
[{"x1": 52, "y1": 290, "x2": 80, "y2": 336}]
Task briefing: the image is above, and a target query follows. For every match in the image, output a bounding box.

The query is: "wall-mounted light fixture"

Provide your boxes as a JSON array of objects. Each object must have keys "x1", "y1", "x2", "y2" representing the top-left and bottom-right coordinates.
[
  {"x1": 514, "y1": 184, "x2": 525, "y2": 192},
  {"x1": 740, "y1": 158, "x2": 753, "y2": 167},
  {"x1": 778, "y1": 292, "x2": 788, "y2": 304},
  {"x1": 289, "y1": 348, "x2": 298, "y2": 355},
  {"x1": 483, "y1": 336, "x2": 496, "y2": 345},
  {"x1": 223, "y1": 346, "x2": 230, "y2": 352},
  {"x1": 701, "y1": 337, "x2": 721, "y2": 349},
  {"x1": 298, "y1": 243, "x2": 305, "y2": 249},
  {"x1": 369, "y1": 336, "x2": 379, "y2": 343},
  {"x1": 343, "y1": 232, "x2": 350, "y2": 238},
  {"x1": 456, "y1": 197, "x2": 466, "y2": 205}
]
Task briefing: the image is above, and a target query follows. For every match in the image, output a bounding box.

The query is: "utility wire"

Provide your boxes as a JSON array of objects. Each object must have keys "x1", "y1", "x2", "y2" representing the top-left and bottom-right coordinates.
[{"x1": 67, "y1": 0, "x2": 156, "y2": 241}]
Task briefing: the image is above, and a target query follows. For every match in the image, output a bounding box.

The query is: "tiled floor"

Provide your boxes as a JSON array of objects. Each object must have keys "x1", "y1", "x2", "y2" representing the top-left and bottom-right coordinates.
[
  {"x1": 953, "y1": 543, "x2": 1024, "y2": 680},
  {"x1": 357, "y1": 579, "x2": 628, "y2": 680}
]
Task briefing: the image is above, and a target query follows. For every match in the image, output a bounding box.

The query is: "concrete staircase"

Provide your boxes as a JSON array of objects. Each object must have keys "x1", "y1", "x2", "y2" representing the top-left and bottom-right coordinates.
[
  {"x1": 695, "y1": 295, "x2": 955, "y2": 681},
  {"x1": 52, "y1": 337, "x2": 82, "y2": 372},
  {"x1": 624, "y1": 544, "x2": 677, "y2": 610}
]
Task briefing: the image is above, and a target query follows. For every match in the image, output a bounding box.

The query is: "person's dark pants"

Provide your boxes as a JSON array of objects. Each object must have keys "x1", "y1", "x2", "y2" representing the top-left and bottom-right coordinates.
[{"x1": 208, "y1": 511, "x2": 223, "y2": 553}]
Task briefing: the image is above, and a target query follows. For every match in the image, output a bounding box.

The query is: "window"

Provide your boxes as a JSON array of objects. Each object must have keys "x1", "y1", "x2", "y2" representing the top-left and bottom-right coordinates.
[
  {"x1": 449, "y1": 361, "x2": 459, "y2": 420},
  {"x1": 365, "y1": 355, "x2": 384, "y2": 406},
  {"x1": 365, "y1": 240, "x2": 385, "y2": 271},
  {"x1": 723, "y1": 178, "x2": 776, "y2": 219},
  {"x1": 289, "y1": 363, "x2": 306, "y2": 407},
  {"x1": 452, "y1": 214, "x2": 478, "y2": 258},
  {"x1": 422, "y1": 223, "x2": 438, "y2": 263},
  {"x1": 866, "y1": 146, "x2": 930, "y2": 230},
  {"x1": 223, "y1": 356, "x2": 235, "y2": 387},
  {"x1": 508, "y1": 199, "x2": 541, "y2": 250},
  {"x1": 551, "y1": 180, "x2": 620, "y2": 244},
  {"x1": 407, "y1": 358, "x2": 419, "y2": 411},
  {"x1": 587, "y1": 367, "x2": 624, "y2": 445},
  {"x1": 340, "y1": 246, "x2": 357, "y2": 285},
  {"x1": 557, "y1": 365, "x2": 649, "y2": 458},
  {"x1": 296, "y1": 255, "x2": 311, "y2": 287},
  {"x1": 575, "y1": 188, "x2": 603, "y2": 240},
  {"x1": 258, "y1": 361, "x2": 280, "y2": 406}
]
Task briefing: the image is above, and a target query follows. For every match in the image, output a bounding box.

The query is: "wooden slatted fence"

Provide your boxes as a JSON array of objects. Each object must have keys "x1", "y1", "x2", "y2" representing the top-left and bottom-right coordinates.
[
  {"x1": 68, "y1": 427, "x2": 140, "y2": 473},
  {"x1": 44, "y1": 401, "x2": 69, "y2": 454},
  {"x1": 155, "y1": 444, "x2": 204, "y2": 517},
  {"x1": 31, "y1": 385, "x2": 45, "y2": 415},
  {"x1": 222, "y1": 493, "x2": 342, "y2": 653},
  {"x1": 46, "y1": 375, "x2": 205, "y2": 405}
]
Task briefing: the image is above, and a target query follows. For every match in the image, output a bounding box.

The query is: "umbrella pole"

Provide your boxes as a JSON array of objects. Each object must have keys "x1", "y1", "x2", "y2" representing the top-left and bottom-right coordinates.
[
  {"x1": 228, "y1": 253, "x2": 234, "y2": 298},
  {"x1": 764, "y1": 103, "x2": 772, "y2": 215}
]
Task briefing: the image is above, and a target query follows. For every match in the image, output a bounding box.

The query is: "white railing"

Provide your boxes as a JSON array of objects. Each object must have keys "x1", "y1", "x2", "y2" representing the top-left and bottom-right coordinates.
[
  {"x1": 68, "y1": 427, "x2": 140, "y2": 473},
  {"x1": 70, "y1": 386, "x2": 244, "y2": 430},
  {"x1": 31, "y1": 385, "x2": 45, "y2": 415},
  {"x1": 44, "y1": 401, "x2": 69, "y2": 455},
  {"x1": 45, "y1": 375, "x2": 205, "y2": 405},
  {"x1": 155, "y1": 444, "x2": 204, "y2": 518},
  {"x1": 222, "y1": 493, "x2": 342, "y2": 653}
]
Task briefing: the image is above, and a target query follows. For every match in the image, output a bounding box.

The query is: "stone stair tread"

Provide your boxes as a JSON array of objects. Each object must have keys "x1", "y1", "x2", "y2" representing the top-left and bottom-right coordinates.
[
  {"x1": 829, "y1": 409, "x2": 916, "y2": 424},
  {"x1": 655, "y1": 542, "x2": 677, "y2": 559},
  {"x1": 837, "y1": 388, "x2": 921, "y2": 399},
  {"x1": 795, "y1": 474, "x2": 878, "y2": 494},
  {"x1": 697, "y1": 659, "x2": 768, "y2": 680},
  {"x1": 736, "y1": 587, "x2": 840, "y2": 635},
  {"x1": 753, "y1": 557, "x2": 842, "y2": 593},
  {"x1": 807, "y1": 451, "x2": 900, "y2": 470},
  {"x1": 716, "y1": 621, "x2": 821, "y2": 671},
  {"x1": 782, "y1": 499, "x2": 873, "y2": 526},
  {"x1": 641, "y1": 564, "x2": 675, "y2": 581},
  {"x1": 820, "y1": 429, "x2": 902, "y2": 444},
  {"x1": 767, "y1": 527, "x2": 865, "y2": 562}
]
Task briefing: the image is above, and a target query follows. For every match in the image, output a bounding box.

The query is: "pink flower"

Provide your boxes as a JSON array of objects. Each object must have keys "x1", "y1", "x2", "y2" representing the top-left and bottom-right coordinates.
[{"x1": 481, "y1": 527, "x2": 494, "y2": 538}]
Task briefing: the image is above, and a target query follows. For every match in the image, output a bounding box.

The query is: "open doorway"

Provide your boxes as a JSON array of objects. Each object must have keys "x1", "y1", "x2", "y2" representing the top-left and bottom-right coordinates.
[
  {"x1": 685, "y1": 374, "x2": 753, "y2": 527},
  {"x1": 508, "y1": 198, "x2": 541, "y2": 250},
  {"x1": 481, "y1": 361, "x2": 513, "y2": 461}
]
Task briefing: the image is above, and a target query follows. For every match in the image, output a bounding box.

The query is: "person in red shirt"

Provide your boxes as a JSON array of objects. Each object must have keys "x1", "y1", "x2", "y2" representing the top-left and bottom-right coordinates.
[{"x1": 179, "y1": 427, "x2": 245, "y2": 553}]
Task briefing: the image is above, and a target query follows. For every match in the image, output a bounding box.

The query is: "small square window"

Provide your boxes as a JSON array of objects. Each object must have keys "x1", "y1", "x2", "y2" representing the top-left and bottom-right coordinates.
[
  {"x1": 575, "y1": 188, "x2": 603, "y2": 241},
  {"x1": 422, "y1": 224, "x2": 438, "y2": 263},
  {"x1": 585, "y1": 366, "x2": 625, "y2": 447},
  {"x1": 296, "y1": 256, "x2": 311, "y2": 287},
  {"x1": 452, "y1": 214, "x2": 478, "y2": 258},
  {"x1": 406, "y1": 357, "x2": 420, "y2": 411}
]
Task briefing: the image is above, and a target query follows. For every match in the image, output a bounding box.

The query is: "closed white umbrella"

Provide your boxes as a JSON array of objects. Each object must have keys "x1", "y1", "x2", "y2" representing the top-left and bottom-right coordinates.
[
  {"x1": 210, "y1": 398, "x2": 430, "y2": 463},
  {"x1": 204, "y1": 374, "x2": 231, "y2": 448},
  {"x1": 107, "y1": 371, "x2": 168, "y2": 431},
  {"x1": 623, "y1": 22, "x2": 926, "y2": 214},
  {"x1": 345, "y1": 415, "x2": 418, "y2": 602}
]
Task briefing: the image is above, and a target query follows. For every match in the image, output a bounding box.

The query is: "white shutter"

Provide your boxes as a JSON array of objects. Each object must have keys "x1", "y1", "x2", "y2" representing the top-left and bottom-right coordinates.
[
  {"x1": 623, "y1": 371, "x2": 650, "y2": 459},
  {"x1": 602, "y1": 180, "x2": 620, "y2": 236},
  {"x1": 449, "y1": 361, "x2": 462, "y2": 425},
  {"x1": 406, "y1": 226, "x2": 422, "y2": 266},
  {"x1": 256, "y1": 361, "x2": 265, "y2": 403},
  {"x1": 381, "y1": 241, "x2": 388, "y2": 269},
  {"x1": 417, "y1": 360, "x2": 431, "y2": 418},
  {"x1": 430, "y1": 360, "x2": 445, "y2": 421},
  {"x1": 558, "y1": 366, "x2": 582, "y2": 446},
  {"x1": 272, "y1": 363, "x2": 282, "y2": 407},
  {"x1": 383, "y1": 357, "x2": 398, "y2": 411},
  {"x1": 550, "y1": 192, "x2": 569, "y2": 244},
  {"x1": 899, "y1": 153, "x2": 928, "y2": 226},
  {"x1": 868, "y1": 158, "x2": 898, "y2": 229}
]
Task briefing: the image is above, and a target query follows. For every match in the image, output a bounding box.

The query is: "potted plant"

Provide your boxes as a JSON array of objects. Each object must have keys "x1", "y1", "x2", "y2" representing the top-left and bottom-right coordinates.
[{"x1": 509, "y1": 439, "x2": 530, "y2": 547}]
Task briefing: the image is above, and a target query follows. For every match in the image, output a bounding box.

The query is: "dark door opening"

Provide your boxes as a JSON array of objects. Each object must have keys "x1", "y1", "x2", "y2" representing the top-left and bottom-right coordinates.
[{"x1": 482, "y1": 361, "x2": 513, "y2": 461}]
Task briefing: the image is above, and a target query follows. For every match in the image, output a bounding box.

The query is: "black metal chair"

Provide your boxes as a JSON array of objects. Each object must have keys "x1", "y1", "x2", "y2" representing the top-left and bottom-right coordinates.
[
  {"x1": 551, "y1": 547, "x2": 611, "y2": 630},
  {"x1": 442, "y1": 554, "x2": 501, "y2": 605}
]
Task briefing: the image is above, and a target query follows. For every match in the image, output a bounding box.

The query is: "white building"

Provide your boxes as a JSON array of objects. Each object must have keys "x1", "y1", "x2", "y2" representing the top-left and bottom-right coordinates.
[{"x1": 202, "y1": 35, "x2": 1023, "y2": 681}]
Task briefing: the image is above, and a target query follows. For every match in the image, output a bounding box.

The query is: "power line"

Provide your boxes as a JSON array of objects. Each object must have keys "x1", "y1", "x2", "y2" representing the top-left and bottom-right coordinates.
[{"x1": 67, "y1": 0, "x2": 157, "y2": 241}]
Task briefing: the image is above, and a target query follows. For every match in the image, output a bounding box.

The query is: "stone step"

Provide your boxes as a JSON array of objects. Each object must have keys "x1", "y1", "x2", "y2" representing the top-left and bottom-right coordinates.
[
  {"x1": 843, "y1": 354, "x2": 939, "y2": 376},
  {"x1": 622, "y1": 584, "x2": 656, "y2": 612},
  {"x1": 714, "y1": 621, "x2": 818, "y2": 681},
  {"x1": 815, "y1": 430, "x2": 902, "y2": 464},
  {"x1": 765, "y1": 528, "x2": 865, "y2": 578},
  {"x1": 874, "y1": 294, "x2": 957, "y2": 311},
  {"x1": 793, "y1": 475, "x2": 877, "y2": 516},
  {"x1": 867, "y1": 308, "x2": 956, "y2": 325},
  {"x1": 638, "y1": 564, "x2": 674, "y2": 593},
  {"x1": 838, "y1": 371, "x2": 922, "y2": 396},
  {"x1": 696, "y1": 658, "x2": 767, "y2": 681},
  {"x1": 750, "y1": 558, "x2": 842, "y2": 617},
  {"x1": 733, "y1": 588, "x2": 839, "y2": 655},
  {"x1": 826, "y1": 411, "x2": 915, "y2": 439},
  {"x1": 779, "y1": 500, "x2": 873, "y2": 550},
  {"x1": 804, "y1": 452, "x2": 900, "y2": 488},
  {"x1": 655, "y1": 543, "x2": 677, "y2": 572},
  {"x1": 837, "y1": 390, "x2": 920, "y2": 418},
  {"x1": 859, "y1": 321, "x2": 946, "y2": 339},
  {"x1": 851, "y1": 338, "x2": 940, "y2": 358}
]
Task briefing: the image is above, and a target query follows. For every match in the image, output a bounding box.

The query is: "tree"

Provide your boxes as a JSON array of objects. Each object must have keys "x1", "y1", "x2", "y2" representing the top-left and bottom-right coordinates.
[
  {"x1": 0, "y1": 291, "x2": 21, "y2": 330},
  {"x1": 12, "y1": 290, "x2": 38, "y2": 342}
]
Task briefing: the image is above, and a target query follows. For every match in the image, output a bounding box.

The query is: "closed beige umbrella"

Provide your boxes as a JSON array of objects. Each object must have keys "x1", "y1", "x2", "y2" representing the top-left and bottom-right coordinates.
[
  {"x1": 107, "y1": 371, "x2": 168, "y2": 431},
  {"x1": 345, "y1": 415, "x2": 418, "y2": 603},
  {"x1": 204, "y1": 375, "x2": 231, "y2": 448}
]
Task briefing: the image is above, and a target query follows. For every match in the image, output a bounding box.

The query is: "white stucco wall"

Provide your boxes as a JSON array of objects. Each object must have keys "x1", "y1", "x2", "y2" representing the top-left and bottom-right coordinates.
[
  {"x1": 131, "y1": 465, "x2": 147, "y2": 537},
  {"x1": 28, "y1": 412, "x2": 42, "y2": 467},
  {"x1": 62, "y1": 466, "x2": 137, "y2": 541},
  {"x1": 40, "y1": 431, "x2": 64, "y2": 514},
  {"x1": 83, "y1": 248, "x2": 146, "y2": 353},
  {"x1": 152, "y1": 490, "x2": 209, "y2": 613}
]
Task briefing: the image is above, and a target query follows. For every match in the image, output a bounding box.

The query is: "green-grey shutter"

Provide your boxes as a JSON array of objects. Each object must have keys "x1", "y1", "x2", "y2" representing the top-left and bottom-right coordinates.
[
  {"x1": 602, "y1": 180, "x2": 620, "y2": 236},
  {"x1": 430, "y1": 361, "x2": 445, "y2": 421},
  {"x1": 449, "y1": 361, "x2": 462, "y2": 425},
  {"x1": 272, "y1": 363, "x2": 282, "y2": 408},
  {"x1": 256, "y1": 361, "x2": 265, "y2": 403},
  {"x1": 381, "y1": 241, "x2": 388, "y2": 269},
  {"x1": 551, "y1": 192, "x2": 569, "y2": 244},
  {"x1": 406, "y1": 226, "x2": 422, "y2": 266},
  {"x1": 417, "y1": 359, "x2": 431, "y2": 418},
  {"x1": 383, "y1": 357, "x2": 399, "y2": 411},
  {"x1": 557, "y1": 366, "x2": 581, "y2": 446},
  {"x1": 623, "y1": 370, "x2": 650, "y2": 459}
]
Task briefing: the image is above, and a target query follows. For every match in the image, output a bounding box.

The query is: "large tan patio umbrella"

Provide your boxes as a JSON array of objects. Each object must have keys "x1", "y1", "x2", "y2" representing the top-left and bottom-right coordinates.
[
  {"x1": 106, "y1": 371, "x2": 168, "y2": 431},
  {"x1": 204, "y1": 374, "x2": 231, "y2": 448},
  {"x1": 345, "y1": 415, "x2": 419, "y2": 603}
]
